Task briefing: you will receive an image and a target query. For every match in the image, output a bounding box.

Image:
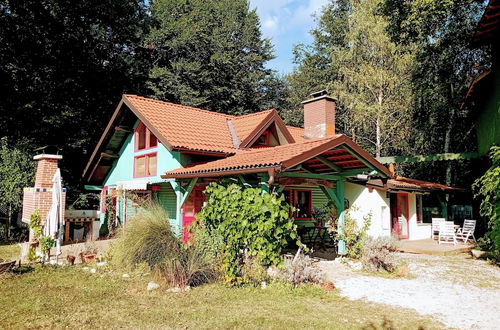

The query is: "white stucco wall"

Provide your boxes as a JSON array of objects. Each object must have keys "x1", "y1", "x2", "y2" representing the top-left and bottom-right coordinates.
[
  {"x1": 345, "y1": 183, "x2": 431, "y2": 241},
  {"x1": 345, "y1": 182, "x2": 391, "y2": 238}
]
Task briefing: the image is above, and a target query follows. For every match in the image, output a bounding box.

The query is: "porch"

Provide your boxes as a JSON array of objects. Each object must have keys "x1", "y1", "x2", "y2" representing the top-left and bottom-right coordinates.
[{"x1": 398, "y1": 239, "x2": 473, "y2": 256}]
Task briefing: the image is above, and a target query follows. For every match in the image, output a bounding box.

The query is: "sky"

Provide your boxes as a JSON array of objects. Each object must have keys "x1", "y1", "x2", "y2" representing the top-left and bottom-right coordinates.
[{"x1": 248, "y1": 0, "x2": 329, "y2": 74}]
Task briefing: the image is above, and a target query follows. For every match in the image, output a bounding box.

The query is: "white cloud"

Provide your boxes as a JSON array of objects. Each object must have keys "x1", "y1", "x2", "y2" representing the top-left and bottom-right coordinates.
[{"x1": 249, "y1": 0, "x2": 329, "y2": 39}]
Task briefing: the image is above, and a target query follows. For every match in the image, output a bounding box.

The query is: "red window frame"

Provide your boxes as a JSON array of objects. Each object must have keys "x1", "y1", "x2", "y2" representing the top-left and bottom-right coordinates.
[
  {"x1": 133, "y1": 152, "x2": 157, "y2": 178},
  {"x1": 134, "y1": 122, "x2": 158, "y2": 152},
  {"x1": 284, "y1": 188, "x2": 313, "y2": 220}
]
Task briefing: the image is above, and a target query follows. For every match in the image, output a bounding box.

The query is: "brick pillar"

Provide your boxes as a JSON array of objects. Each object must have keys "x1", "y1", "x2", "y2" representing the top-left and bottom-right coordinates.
[
  {"x1": 22, "y1": 155, "x2": 66, "y2": 234},
  {"x1": 302, "y1": 90, "x2": 337, "y2": 139}
]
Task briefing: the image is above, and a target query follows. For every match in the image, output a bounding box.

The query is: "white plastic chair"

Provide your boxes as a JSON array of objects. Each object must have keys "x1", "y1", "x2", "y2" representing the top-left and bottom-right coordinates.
[
  {"x1": 438, "y1": 221, "x2": 457, "y2": 245},
  {"x1": 432, "y1": 218, "x2": 445, "y2": 239},
  {"x1": 456, "y1": 219, "x2": 477, "y2": 244}
]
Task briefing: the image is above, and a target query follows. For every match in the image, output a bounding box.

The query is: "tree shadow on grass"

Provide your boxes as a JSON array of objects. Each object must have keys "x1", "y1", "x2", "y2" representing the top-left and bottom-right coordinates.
[{"x1": 362, "y1": 316, "x2": 426, "y2": 330}]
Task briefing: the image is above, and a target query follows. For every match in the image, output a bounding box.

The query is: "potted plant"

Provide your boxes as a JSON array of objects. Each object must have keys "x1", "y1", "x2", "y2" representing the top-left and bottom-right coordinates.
[{"x1": 79, "y1": 241, "x2": 98, "y2": 264}]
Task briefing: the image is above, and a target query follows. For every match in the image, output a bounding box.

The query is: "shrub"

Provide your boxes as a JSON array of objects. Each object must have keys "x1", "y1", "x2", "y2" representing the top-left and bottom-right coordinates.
[
  {"x1": 110, "y1": 203, "x2": 178, "y2": 269},
  {"x1": 473, "y1": 146, "x2": 500, "y2": 261},
  {"x1": 329, "y1": 206, "x2": 371, "y2": 259},
  {"x1": 279, "y1": 253, "x2": 324, "y2": 286},
  {"x1": 194, "y1": 182, "x2": 298, "y2": 284},
  {"x1": 109, "y1": 202, "x2": 214, "y2": 287},
  {"x1": 240, "y1": 257, "x2": 270, "y2": 287},
  {"x1": 361, "y1": 236, "x2": 399, "y2": 273},
  {"x1": 29, "y1": 209, "x2": 42, "y2": 241}
]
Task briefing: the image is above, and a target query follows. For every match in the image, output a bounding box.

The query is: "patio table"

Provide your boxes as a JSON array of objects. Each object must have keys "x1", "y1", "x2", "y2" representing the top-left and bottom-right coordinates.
[{"x1": 297, "y1": 226, "x2": 329, "y2": 250}]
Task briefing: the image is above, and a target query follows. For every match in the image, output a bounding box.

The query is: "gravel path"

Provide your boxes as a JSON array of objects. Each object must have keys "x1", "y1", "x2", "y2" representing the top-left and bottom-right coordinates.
[{"x1": 318, "y1": 253, "x2": 500, "y2": 329}]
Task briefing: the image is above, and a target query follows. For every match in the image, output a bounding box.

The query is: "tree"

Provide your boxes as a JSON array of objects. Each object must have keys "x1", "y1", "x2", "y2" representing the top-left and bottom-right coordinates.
[
  {"x1": 0, "y1": 138, "x2": 35, "y2": 237},
  {"x1": 473, "y1": 146, "x2": 500, "y2": 260},
  {"x1": 0, "y1": 0, "x2": 150, "y2": 189},
  {"x1": 285, "y1": 0, "x2": 414, "y2": 157},
  {"x1": 381, "y1": 0, "x2": 488, "y2": 184},
  {"x1": 146, "y1": 0, "x2": 279, "y2": 115},
  {"x1": 284, "y1": 0, "x2": 351, "y2": 126},
  {"x1": 329, "y1": 0, "x2": 414, "y2": 157}
]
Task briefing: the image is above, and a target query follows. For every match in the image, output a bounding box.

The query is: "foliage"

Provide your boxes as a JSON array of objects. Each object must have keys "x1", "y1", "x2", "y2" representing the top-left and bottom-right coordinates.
[
  {"x1": 38, "y1": 235, "x2": 56, "y2": 260},
  {"x1": 0, "y1": 0, "x2": 151, "y2": 190},
  {"x1": 278, "y1": 253, "x2": 325, "y2": 286},
  {"x1": 473, "y1": 146, "x2": 500, "y2": 259},
  {"x1": 28, "y1": 209, "x2": 42, "y2": 241},
  {"x1": 329, "y1": 207, "x2": 371, "y2": 259},
  {"x1": 147, "y1": 0, "x2": 282, "y2": 115},
  {"x1": 110, "y1": 203, "x2": 179, "y2": 269},
  {"x1": 0, "y1": 138, "x2": 35, "y2": 238},
  {"x1": 381, "y1": 0, "x2": 488, "y2": 185},
  {"x1": 26, "y1": 247, "x2": 38, "y2": 263},
  {"x1": 361, "y1": 236, "x2": 400, "y2": 273},
  {"x1": 240, "y1": 257, "x2": 270, "y2": 287},
  {"x1": 312, "y1": 203, "x2": 337, "y2": 227},
  {"x1": 194, "y1": 182, "x2": 298, "y2": 284},
  {"x1": 109, "y1": 202, "x2": 214, "y2": 287}
]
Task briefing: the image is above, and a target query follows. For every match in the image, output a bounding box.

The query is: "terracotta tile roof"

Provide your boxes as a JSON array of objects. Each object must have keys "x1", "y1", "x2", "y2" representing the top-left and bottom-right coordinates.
[
  {"x1": 123, "y1": 95, "x2": 236, "y2": 153},
  {"x1": 367, "y1": 176, "x2": 461, "y2": 192},
  {"x1": 286, "y1": 126, "x2": 308, "y2": 142},
  {"x1": 472, "y1": 0, "x2": 500, "y2": 47},
  {"x1": 162, "y1": 134, "x2": 392, "y2": 178},
  {"x1": 231, "y1": 110, "x2": 275, "y2": 143}
]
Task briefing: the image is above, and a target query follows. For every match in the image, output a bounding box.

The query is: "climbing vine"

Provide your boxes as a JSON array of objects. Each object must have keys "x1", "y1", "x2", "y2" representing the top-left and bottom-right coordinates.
[{"x1": 194, "y1": 182, "x2": 298, "y2": 284}]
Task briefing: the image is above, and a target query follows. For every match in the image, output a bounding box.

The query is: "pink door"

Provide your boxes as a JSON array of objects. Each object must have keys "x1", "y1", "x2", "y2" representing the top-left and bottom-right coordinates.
[
  {"x1": 182, "y1": 186, "x2": 205, "y2": 243},
  {"x1": 390, "y1": 193, "x2": 410, "y2": 239}
]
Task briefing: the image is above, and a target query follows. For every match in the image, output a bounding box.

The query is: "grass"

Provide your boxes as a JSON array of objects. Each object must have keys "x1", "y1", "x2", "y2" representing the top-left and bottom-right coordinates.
[
  {"x1": 0, "y1": 265, "x2": 443, "y2": 329},
  {"x1": 0, "y1": 243, "x2": 20, "y2": 261}
]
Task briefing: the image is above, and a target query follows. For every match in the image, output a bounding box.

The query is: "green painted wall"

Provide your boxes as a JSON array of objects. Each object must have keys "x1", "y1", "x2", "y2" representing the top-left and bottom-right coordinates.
[
  {"x1": 158, "y1": 183, "x2": 178, "y2": 228},
  {"x1": 476, "y1": 97, "x2": 500, "y2": 155}
]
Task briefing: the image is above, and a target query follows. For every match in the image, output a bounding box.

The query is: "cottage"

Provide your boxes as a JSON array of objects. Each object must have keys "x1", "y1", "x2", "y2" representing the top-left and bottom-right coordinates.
[{"x1": 83, "y1": 91, "x2": 456, "y2": 253}]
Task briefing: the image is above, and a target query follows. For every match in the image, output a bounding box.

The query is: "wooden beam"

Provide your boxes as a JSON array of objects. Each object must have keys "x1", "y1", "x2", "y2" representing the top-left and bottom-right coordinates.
[
  {"x1": 279, "y1": 177, "x2": 334, "y2": 188},
  {"x1": 376, "y1": 152, "x2": 481, "y2": 164},
  {"x1": 101, "y1": 152, "x2": 118, "y2": 159},
  {"x1": 238, "y1": 175, "x2": 251, "y2": 188},
  {"x1": 340, "y1": 145, "x2": 378, "y2": 173},
  {"x1": 320, "y1": 186, "x2": 340, "y2": 209},
  {"x1": 277, "y1": 172, "x2": 342, "y2": 180},
  {"x1": 115, "y1": 126, "x2": 132, "y2": 133},
  {"x1": 258, "y1": 173, "x2": 269, "y2": 193},
  {"x1": 316, "y1": 156, "x2": 343, "y2": 172},
  {"x1": 180, "y1": 177, "x2": 198, "y2": 206}
]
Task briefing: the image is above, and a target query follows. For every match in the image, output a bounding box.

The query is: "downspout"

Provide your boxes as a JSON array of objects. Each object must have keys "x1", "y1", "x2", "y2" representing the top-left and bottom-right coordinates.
[{"x1": 267, "y1": 168, "x2": 276, "y2": 186}]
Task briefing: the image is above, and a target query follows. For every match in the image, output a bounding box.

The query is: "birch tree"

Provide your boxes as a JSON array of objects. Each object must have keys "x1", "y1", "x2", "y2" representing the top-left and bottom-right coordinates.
[{"x1": 329, "y1": 0, "x2": 414, "y2": 157}]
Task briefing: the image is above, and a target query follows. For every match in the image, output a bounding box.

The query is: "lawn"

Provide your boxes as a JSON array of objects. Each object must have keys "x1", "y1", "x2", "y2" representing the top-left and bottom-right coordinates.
[
  {"x1": 0, "y1": 243, "x2": 20, "y2": 260},
  {"x1": 0, "y1": 264, "x2": 442, "y2": 329}
]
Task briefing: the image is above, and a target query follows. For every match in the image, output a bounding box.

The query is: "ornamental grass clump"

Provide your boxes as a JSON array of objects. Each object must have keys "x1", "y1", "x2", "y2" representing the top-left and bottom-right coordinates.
[
  {"x1": 109, "y1": 202, "x2": 215, "y2": 287},
  {"x1": 361, "y1": 236, "x2": 400, "y2": 273}
]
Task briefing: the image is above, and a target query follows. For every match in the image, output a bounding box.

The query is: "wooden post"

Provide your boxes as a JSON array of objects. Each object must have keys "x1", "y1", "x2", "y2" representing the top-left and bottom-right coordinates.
[
  {"x1": 336, "y1": 180, "x2": 346, "y2": 255},
  {"x1": 258, "y1": 173, "x2": 269, "y2": 193}
]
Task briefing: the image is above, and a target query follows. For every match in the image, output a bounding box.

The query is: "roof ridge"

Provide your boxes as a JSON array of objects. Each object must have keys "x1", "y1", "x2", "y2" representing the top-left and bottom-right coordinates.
[
  {"x1": 124, "y1": 94, "x2": 236, "y2": 118},
  {"x1": 233, "y1": 135, "x2": 342, "y2": 155},
  {"x1": 233, "y1": 109, "x2": 275, "y2": 119}
]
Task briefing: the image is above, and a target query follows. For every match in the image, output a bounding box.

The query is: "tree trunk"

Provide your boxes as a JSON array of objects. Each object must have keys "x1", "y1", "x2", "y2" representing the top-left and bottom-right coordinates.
[
  {"x1": 444, "y1": 84, "x2": 455, "y2": 187},
  {"x1": 7, "y1": 203, "x2": 12, "y2": 239},
  {"x1": 376, "y1": 116, "x2": 381, "y2": 158}
]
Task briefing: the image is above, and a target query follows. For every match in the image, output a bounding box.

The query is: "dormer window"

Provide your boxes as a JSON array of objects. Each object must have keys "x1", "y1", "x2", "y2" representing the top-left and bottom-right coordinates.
[{"x1": 135, "y1": 122, "x2": 158, "y2": 151}]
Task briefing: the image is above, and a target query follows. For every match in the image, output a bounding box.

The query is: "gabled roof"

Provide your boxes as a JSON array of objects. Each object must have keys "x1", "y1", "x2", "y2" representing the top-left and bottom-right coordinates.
[{"x1": 162, "y1": 135, "x2": 392, "y2": 178}]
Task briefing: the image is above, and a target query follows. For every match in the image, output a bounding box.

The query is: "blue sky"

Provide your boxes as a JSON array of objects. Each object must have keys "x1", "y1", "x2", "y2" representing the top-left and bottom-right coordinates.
[{"x1": 249, "y1": 0, "x2": 329, "y2": 74}]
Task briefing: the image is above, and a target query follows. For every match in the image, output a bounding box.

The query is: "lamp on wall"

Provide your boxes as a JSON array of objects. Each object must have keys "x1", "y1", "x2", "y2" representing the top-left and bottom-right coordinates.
[{"x1": 356, "y1": 174, "x2": 370, "y2": 181}]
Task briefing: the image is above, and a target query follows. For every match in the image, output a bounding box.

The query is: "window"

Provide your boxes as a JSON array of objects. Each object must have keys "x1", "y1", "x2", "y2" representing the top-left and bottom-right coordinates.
[
  {"x1": 284, "y1": 189, "x2": 312, "y2": 220},
  {"x1": 135, "y1": 122, "x2": 158, "y2": 151},
  {"x1": 134, "y1": 153, "x2": 157, "y2": 177}
]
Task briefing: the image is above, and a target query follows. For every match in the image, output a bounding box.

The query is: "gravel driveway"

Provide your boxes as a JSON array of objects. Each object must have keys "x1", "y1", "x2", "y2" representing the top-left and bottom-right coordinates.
[{"x1": 319, "y1": 253, "x2": 500, "y2": 329}]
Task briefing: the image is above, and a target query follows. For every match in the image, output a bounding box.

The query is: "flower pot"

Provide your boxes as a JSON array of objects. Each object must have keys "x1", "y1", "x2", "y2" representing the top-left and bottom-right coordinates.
[{"x1": 80, "y1": 253, "x2": 97, "y2": 264}]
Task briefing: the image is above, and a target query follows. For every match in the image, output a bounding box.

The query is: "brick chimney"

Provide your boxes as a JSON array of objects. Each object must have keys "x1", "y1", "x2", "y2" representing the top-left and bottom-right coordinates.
[
  {"x1": 302, "y1": 90, "x2": 337, "y2": 139},
  {"x1": 22, "y1": 154, "x2": 65, "y2": 227}
]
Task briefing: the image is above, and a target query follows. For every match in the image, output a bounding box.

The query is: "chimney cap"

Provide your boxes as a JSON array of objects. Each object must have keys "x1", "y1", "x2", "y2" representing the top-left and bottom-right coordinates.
[
  {"x1": 301, "y1": 90, "x2": 337, "y2": 105},
  {"x1": 33, "y1": 154, "x2": 63, "y2": 161}
]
